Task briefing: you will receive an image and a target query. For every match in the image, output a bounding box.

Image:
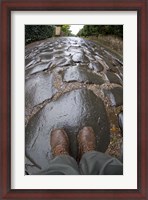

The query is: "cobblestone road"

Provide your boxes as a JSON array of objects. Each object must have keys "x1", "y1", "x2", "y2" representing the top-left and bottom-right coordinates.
[{"x1": 25, "y1": 37, "x2": 123, "y2": 174}]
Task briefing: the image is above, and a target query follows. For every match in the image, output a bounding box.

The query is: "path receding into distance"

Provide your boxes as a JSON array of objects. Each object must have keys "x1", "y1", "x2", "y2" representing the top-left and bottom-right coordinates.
[{"x1": 25, "y1": 37, "x2": 123, "y2": 174}]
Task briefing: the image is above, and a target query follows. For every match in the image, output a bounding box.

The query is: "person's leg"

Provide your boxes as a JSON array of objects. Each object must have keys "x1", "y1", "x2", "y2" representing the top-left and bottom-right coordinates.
[
  {"x1": 35, "y1": 129, "x2": 80, "y2": 175},
  {"x1": 79, "y1": 151, "x2": 123, "y2": 175},
  {"x1": 37, "y1": 155, "x2": 80, "y2": 175},
  {"x1": 77, "y1": 127, "x2": 123, "y2": 175}
]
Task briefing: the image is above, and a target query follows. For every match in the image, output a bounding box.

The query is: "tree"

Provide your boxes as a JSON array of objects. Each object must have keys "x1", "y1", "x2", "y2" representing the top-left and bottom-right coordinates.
[
  {"x1": 25, "y1": 25, "x2": 54, "y2": 45},
  {"x1": 77, "y1": 25, "x2": 123, "y2": 38},
  {"x1": 61, "y1": 25, "x2": 72, "y2": 36}
]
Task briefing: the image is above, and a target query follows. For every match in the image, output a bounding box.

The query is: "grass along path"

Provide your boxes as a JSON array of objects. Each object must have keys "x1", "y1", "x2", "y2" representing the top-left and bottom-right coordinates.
[{"x1": 85, "y1": 35, "x2": 123, "y2": 62}]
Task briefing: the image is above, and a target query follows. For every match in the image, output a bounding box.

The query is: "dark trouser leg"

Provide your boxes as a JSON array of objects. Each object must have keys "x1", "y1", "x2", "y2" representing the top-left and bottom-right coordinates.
[
  {"x1": 79, "y1": 151, "x2": 123, "y2": 175},
  {"x1": 36, "y1": 155, "x2": 80, "y2": 175}
]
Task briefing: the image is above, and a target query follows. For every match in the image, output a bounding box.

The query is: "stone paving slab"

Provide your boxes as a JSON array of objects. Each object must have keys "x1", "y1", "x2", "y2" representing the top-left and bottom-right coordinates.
[
  {"x1": 63, "y1": 65, "x2": 105, "y2": 84},
  {"x1": 25, "y1": 88, "x2": 110, "y2": 172}
]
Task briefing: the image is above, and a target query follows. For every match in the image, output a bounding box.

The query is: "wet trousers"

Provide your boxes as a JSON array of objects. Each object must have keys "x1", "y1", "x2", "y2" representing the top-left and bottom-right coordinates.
[{"x1": 37, "y1": 151, "x2": 123, "y2": 175}]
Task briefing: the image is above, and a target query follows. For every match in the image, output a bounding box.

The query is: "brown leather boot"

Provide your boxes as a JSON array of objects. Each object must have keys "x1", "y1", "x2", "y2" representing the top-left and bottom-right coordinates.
[
  {"x1": 50, "y1": 129, "x2": 70, "y2": 157},
  {"x1": 77, "y1": 127, "x2": 96, "y2": 160}
]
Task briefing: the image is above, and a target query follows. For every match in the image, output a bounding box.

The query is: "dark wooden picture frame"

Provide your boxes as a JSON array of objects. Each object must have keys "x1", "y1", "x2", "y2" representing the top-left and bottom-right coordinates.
[{"x1": 0, "y1": 0, "x2": 148, "y2": 199}]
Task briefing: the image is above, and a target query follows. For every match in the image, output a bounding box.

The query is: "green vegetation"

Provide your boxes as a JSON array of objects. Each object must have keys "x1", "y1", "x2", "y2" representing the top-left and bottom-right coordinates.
[
  {"x1": 87, "y1": 35, "x2": 123, "y2": 60},
  {"x1": 25, "y1": 25, "x2": 75, "y2": 45},
  {"x1": 77, "y1": 25, "x2": 123, "y2": 38},
  {"x1": 25, "y1": 25, "x2": 54, "y2": 45},
  {"x1": 61, "y1": 25, "x2": 73, "y2": 36},
  {"x1": 77, "y1": 25, "x2": 123, "y2": 59}
]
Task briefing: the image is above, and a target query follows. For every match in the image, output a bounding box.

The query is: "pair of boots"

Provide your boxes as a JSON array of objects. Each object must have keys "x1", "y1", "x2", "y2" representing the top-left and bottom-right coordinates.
[{"x1": 51, "y1": 126, "x2": 96, "y2": 161}]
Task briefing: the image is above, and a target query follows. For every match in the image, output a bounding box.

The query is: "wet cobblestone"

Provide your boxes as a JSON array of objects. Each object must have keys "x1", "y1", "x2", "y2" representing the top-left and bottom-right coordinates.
[{"x1": 25, "y1": 37, "x2": 123, "y2": 173}]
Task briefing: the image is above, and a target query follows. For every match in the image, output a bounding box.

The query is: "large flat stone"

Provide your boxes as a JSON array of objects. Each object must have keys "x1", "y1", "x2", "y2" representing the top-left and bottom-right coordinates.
[
  {"x1": 63, "y1": 66, "x2": 104, "y2": 84},
  {"x1": 25, "y1": 62, "x2": 50, "y2": 76},
  {"x1": 25, "y1": 88, "x2": 110, "y2": 173},
  {"x1": 25, "y1": 71, "x2": 57, "y2": 113}
]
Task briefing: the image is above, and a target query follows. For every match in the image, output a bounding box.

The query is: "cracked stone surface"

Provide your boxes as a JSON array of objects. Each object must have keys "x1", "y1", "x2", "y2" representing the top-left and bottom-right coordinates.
[{"x1": 25, "y1": 37, "x2": 123, "y2": 174}]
